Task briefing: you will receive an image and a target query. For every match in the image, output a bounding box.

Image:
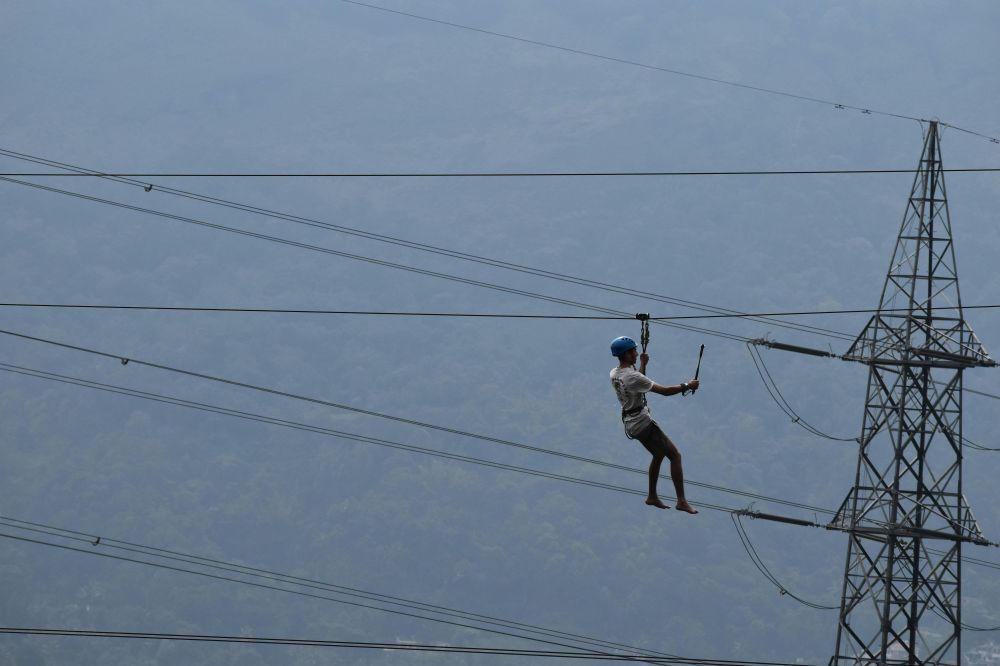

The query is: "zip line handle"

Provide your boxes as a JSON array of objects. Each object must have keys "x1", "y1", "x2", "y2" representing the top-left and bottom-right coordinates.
[{"x1": 684, "y1": 344, "x2": 705, "y2": 396}]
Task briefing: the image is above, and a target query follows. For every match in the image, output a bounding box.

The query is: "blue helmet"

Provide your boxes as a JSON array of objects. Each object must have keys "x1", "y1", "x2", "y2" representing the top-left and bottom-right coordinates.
[{"x1": 610, "y1": 336, "x2": 638, "y2": 357}]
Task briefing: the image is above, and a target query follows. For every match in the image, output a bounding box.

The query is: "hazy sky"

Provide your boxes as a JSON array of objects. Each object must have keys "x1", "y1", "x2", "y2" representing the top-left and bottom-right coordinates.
[{"x1": 2, "y1": 2, "x2": 999, "y2": 663}]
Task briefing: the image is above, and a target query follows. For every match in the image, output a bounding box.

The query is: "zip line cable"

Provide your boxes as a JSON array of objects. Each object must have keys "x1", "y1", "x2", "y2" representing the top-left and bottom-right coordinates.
[
  {"x1": 0, "y1": 626, "x2": 814, "y2": 665},
  {"x1": 0, "y1": 360, "x2": 829, "y2": 516},
  {"x1": 0, "y1": 175, "x2": 752, "y2": 344},
  {"x1": 4, "y1": 302, "x2": 1000, "y2": 320},
  {"x1": 0, "y1": 523, "x2": 677, "y2": 661},
  {"x1": 338, "y1": 0, "x2": 999, "y2": 144},
  {"x1": 3, "y1": 168, "x2": 1000, "y2": 177},
  {"x1": 14, "y1": 307, "x2": 993, "y2": 411},
  {"x1": 10, "y1": 299, "x2": 1000, "y2": 407},
  {"x1": 0, "y1": 148, "x2": 856, "y2": 342},
  {"x1": 7, "y1": 300, "x2": 1000, "y2": 403}
]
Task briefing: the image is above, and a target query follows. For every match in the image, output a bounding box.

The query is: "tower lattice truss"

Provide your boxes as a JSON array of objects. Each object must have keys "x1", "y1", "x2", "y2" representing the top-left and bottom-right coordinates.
[{"x1": 830, "y1": 122, "x2": 994, "y2": 666}]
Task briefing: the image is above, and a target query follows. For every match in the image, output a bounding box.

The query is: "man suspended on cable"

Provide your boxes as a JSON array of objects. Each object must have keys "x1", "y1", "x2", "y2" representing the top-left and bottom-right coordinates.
[{"x1": 609, "y1": 334, "x2": 699, "y2": 514}]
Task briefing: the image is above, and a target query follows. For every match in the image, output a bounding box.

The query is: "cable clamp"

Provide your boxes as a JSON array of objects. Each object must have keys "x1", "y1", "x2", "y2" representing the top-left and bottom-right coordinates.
[
  {"x1": 91, "y1": 536, "x2": 101, "y2": 546},
  {"x1": 636, "y1": 313, "x2": 650, "y2": 353},
  {"x1": 144, "y1": 184, "x2": 153, "y2": 192},
  {"x1": 120, "y1": 358, "x2": 129, "y2": 366}
]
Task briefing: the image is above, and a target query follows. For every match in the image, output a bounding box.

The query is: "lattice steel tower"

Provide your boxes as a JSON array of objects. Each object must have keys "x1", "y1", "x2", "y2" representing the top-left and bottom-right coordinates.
[{"x1": 830, "y1": 121, "x2": 994, "y2": 666}]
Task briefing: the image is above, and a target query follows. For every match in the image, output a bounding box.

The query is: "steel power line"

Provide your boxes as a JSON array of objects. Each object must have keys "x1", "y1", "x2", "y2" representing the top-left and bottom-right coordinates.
[
  {"x1": 0, "y1": 359, "x2": 824, "y2": 515},
  {"x1": 338, "y1": 0, "x2": 999, "y2": 144},
  {"x1": 2, "y1": 168, "x2": 1000, "y2": 177},
  {"x1": 3, "y1": 302, "x2": 1000, "y2": 320},
  {"x1": 0, "y1": 519, "x2": 680, "y2": 661},
  {"x1": 0, "y1": 146, "x2": 856, "y2": 342},
  {"x1": 4, "y1": 360, "x2": 998, "y2": 630},
  {"x1": 0, "y1": 626, "x2": 814, "y2": 665},
  {"x1": 0, "y1": 175, "x2": 754, "y2": 344}
]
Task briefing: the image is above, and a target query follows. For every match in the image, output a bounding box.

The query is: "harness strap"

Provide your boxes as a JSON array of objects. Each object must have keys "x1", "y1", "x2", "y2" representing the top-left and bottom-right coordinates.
[{"x1": 621, "y1": 404, "x2": 647, "y2": 440}]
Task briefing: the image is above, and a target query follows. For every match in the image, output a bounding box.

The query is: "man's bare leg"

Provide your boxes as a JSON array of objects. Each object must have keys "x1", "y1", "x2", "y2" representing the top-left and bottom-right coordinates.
[
  {"x1": 664, "y1": 436, "x2": 698, "y2": 514},
  {"x1": 644, "y1": 454, "x2": 670, "y2": 509}
]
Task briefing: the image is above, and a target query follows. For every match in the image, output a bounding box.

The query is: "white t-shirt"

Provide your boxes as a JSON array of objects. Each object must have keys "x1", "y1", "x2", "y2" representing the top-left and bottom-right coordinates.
[{"x1": 610, "y1": 366, "x2": 654, "y2": 436}]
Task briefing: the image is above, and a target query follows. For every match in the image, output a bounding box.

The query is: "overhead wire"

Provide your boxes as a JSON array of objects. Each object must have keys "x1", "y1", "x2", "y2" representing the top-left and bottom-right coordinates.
[
  {"x1": 746, "y1": 343, "x2": 859, "y2": 442},
  {"x1": 0, "y1": 518, "x2": 679, "y2": 661},
  {"x1": 730, "y1": 513, "x2": 838, "y2": 611},
  {"x1": 1, "y1": 327, "x2": 994, "y2": 516},
  {"x1": 961, "y1": 622, "x2": 1000, "y2": 632},
  {"x1": 13, "y1": 356, "x2": 999, "y2": 545},
  {"x1": 337, "y1": 0, "x2": 1000, "y2": 144},
  {"x1": 962, "y1": 436, "x2": 1000, "y2": 452},
  {"x1": 0, "y1": 169, "x2": 842, "y2": 342},
  {"x1": 0, "y1": 156, "x2": 996, "y2": 628},
  {"x1": 964, "y1": 386, "x2": 1000, "y2": 402},
  {"x1": 927, "y1": 606, "x2": 1000, "y2": 633},
  {"x1": 9, "y1": 301, "x2": 1000, "y2": 405},
  {"x1": 0, "y1": 174, "x2": 751, "y2": 344},
  {"x1": 0, "y1": 359, "x2": 828, "y2": 516},
  {"x1": 0, "y1": 626, "x2": 814, "y2": 665},
  {"x1": 3, "y1": 168, "x2": 1000, "y2": 177},
  {"x1": 0, "y1": 147, "x2": 856, "y2": 342},
  {"x1": 3, "y1": 302, "x2": 1000, "y2": 320},
  {"x1": 0, "y1": 530, "x2": 634, "y2": 660},
  {"x1": 4, "y1": 359, "x2": 999, "y2": 632},
  {"x1": 15, "y1": 352, "x2": 998, "y2": 566},
  {"x1": 961, "y1": 554, "x2": 1000, "y2": 571},
  {"x1": 1, "y1": 6, "x2": 997, "y2": 639},
  {"x1": 747, "y1": 344, "x2": 999, "y2": 451},
  {"x1": 6, "y1": 513, "x2": 998, "y2": 649}
]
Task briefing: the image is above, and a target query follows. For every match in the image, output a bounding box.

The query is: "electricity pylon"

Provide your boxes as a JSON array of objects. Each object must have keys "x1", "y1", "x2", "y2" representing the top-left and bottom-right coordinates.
[{"x1": 830, "y1": 121, "x2": 995, "y2": 666}]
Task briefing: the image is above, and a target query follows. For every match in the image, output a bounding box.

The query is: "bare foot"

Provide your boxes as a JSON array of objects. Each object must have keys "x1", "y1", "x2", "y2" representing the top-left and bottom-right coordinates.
[
  {"x1": 645, "y1": 497, "x2": 670, "y2": 510},
  {"x1": 675, "y1": 500, "x2": 699, "y2": 515}
]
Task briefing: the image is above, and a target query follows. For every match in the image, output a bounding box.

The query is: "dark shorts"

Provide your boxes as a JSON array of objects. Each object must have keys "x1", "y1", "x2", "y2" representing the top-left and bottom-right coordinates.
[{"x1": 635, "y1": 421, "x2": 670, "y2": 457}]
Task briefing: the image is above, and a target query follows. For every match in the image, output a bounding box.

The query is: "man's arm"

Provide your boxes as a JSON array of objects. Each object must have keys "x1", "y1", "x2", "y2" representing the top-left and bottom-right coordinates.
[
  {"x1": 650, "y1": 379, "x2": 700, "y2": 397},
  {"x1": 640, "y1": 353, "x2": 700, "y2": 395}
]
